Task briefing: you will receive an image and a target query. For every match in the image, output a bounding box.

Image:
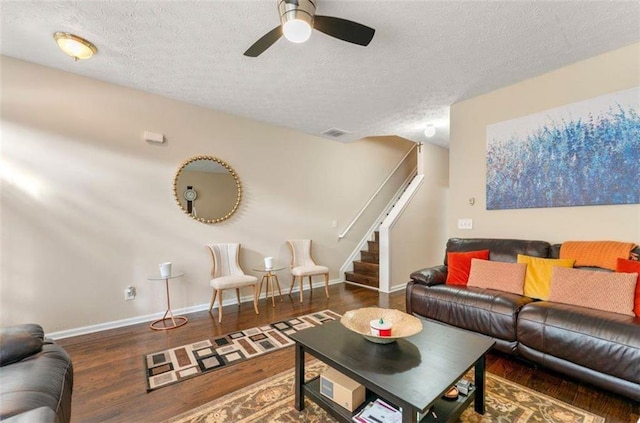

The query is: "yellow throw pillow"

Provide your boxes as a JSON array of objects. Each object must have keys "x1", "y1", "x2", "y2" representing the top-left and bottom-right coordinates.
[{"x1": 517, "y1": 255, "x2": 575, "y2": 300}]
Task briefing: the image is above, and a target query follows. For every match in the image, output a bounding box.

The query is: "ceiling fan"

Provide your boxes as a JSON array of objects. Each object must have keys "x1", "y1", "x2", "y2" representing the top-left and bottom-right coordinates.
[{"x1": 244, "y1": 0, "x2": 375, "y2": 57}]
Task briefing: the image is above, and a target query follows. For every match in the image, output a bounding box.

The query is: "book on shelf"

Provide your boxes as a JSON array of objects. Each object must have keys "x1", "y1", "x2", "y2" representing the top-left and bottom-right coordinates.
[{"x1": 352, "y1": 398, "x2": 401, "y2": 423}]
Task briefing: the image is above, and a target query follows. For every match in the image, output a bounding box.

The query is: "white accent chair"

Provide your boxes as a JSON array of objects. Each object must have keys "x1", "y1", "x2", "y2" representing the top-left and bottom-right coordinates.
[
  {"x1": 286, "y1": 239, "x2": 330, "y2": 303},
  {"x1": 207, "y1": 243, "x2": 259, "y2": 323}
]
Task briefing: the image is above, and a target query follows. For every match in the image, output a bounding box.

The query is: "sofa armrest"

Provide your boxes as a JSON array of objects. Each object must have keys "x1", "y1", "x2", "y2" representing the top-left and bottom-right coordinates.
[
  {"x1": 410, "y1": 265, "x2": 447, "y2": 286},
  {"x1": 0, "y1": 325, "x2": 45, "y2": 366},
  {"x1": 0, "y1": 324, "x2": 44, "y2": 341}
]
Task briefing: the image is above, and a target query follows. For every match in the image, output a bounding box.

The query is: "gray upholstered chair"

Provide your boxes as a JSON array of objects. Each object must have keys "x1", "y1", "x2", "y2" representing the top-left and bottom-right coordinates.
[
  {"x1": 207, "y1": 243, "x2": 259, "y2": 322},
  {"x1": 286, "y1": 239, "x2": 329, "y2": 303}
]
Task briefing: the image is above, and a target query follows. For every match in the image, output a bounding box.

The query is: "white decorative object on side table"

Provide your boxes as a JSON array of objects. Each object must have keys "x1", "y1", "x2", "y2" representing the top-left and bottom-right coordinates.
[{"x1": 159, "y1": 262, "x2": 172, "y2": 278}]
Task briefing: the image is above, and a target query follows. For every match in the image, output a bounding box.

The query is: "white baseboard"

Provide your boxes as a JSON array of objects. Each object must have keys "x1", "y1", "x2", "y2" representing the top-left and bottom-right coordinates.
[
  {"x1": 343, "y1": 280, "x2": 407, "y2": 293},
  {"x1": 344, "y1": 280, "x2": 379, "y2": 291},
  {"x1": 388, "y1": 282, "x2": 407, "y2": 293},
  {"x1": 48, "y1": 278, "x2": 344, "y2": 340}
]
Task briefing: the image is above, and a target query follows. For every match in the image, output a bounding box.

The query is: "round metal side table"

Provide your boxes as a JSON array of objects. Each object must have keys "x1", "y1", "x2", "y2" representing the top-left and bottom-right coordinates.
[{"x1": 148, "y1": 273, "x2": 188, "y2": 330}]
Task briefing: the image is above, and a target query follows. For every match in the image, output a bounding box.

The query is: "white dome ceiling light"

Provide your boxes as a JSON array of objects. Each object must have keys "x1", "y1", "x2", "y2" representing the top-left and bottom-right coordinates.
[
  {"x1": 424, "y1": 125, "x2": 436, "y2": 138},
  {"x1": 53, "y1": 32, "x2": 97, "y2": 61}
]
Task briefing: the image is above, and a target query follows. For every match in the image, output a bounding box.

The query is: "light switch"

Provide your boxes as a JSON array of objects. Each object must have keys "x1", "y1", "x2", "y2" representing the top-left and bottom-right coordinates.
[{"x1": 458, "y1": 219, "x2": 473, "y2": 230}]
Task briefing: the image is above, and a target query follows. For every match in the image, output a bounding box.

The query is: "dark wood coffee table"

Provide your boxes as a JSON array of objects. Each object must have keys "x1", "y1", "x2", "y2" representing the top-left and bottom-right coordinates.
[{"x1": 289, "y1": 319, "x2": 495, "y2": 423}]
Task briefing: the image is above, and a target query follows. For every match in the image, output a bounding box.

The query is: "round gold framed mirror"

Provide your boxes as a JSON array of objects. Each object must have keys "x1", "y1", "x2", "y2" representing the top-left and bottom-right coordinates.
[{"x1": 173, "y1": 156, "x2": 242, "y2": 223}]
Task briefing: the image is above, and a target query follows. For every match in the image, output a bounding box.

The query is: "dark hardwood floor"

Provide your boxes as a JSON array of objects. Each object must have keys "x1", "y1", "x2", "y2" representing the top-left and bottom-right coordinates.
[{"x1": 57, "y1": 283, "x2": 639, "y2": 422}]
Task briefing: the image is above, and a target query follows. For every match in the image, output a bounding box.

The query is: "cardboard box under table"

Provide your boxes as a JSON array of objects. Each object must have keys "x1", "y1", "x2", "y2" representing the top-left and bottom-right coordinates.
[{"x1": 320, "y1": 367, "x2": 366, "y2": 412}]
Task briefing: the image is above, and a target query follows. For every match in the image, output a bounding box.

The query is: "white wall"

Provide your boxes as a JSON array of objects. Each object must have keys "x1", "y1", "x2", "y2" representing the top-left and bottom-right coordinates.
[
  {"x1": 0, "y1": 56, "x2": 415, "y2": 333},
  {"x1": 449, "y1": 43, "x2": 640, "y2": 244},
  {"x1": 388, "y1": 143, "x2": 449, "y2": 289}
]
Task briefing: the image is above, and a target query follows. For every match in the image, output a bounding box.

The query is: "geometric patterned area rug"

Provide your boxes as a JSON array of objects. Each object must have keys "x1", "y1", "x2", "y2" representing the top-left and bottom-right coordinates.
[
  {"x1": 145, "y1": 310, "x2": 340, "y2": 391},
  {"x1": 163, "y1": 360, "x2": 605, "y2": 423}
]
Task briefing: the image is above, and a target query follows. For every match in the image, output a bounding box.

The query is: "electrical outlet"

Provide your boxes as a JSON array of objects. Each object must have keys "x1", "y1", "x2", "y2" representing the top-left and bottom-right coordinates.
[
  {"x1": 457, "y1": 218, "x2": 473, "y2": 230},
  {"x1": 331, "y1": 219, "x2": 337, "y2": 228},
  {"x1": 124, "y1": 286, "x2": 136, "y2": 301}
]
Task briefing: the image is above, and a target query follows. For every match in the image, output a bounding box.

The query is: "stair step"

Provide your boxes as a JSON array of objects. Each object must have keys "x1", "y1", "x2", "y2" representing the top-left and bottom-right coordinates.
[
  {"x1": 345, "y1": 271, "x2": 379, "y2": 288},
  {"x1": 360, "y1": 251, "x2": 379, "y2": 264},
  {"x1": 367, "y1": 240, "x2": 379, "y2": 253},
  {"x1": 374, "y1": 231, "x2": 379, "y2": 242},
  {"x1": 354, "y1": 261, "x2": 379, "y2": 277}
]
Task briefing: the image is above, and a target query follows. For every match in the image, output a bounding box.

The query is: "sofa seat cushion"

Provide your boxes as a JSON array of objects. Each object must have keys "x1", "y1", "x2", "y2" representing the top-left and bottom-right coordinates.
[
  {"x1": 408, "y1": 284, "x2": 535, "y2": 353},
  {"x1": 517, "y1": 302, "x2": 640, "y2": 385}
]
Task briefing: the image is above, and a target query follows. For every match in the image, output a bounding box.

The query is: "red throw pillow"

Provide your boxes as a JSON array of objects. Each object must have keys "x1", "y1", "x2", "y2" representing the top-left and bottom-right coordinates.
[
  {"x1": 616, "y1": 258, "x2": 640, "y2": 317},
  {"x1": 446, "y1": 250, "x2": 490, "y2": 286}
]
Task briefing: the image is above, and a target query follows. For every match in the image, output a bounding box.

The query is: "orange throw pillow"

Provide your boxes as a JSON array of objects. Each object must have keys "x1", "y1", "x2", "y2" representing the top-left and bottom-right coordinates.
[
  {"x1": 446, "y1": 250, "x2": 490, "y2": 286},
  {"x1": 616, "y1": 258, "x2": 640, "y2": 317}
]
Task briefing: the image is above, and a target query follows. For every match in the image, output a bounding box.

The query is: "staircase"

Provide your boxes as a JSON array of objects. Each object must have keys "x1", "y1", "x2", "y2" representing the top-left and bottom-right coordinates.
[{"x1": 345, "y1": 231, "x2": 380, "y2": 289}]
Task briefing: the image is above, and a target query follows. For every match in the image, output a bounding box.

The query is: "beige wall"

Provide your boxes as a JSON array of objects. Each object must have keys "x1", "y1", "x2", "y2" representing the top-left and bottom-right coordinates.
[
  {"x1": 449, "y1": 43, "x2": 640, "y2": 244},
  {"x1": 389, "y1": 143, "x2": 449, "y2": 289},
  {"x1": 0, "y1": 56, "x2": 414, "y2": 333}
]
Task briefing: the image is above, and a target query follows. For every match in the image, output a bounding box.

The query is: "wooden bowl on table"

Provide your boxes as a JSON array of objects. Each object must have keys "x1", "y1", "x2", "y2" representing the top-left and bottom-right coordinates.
[{"x1": 340, "y1": 307, "x2": 423, "y2": 344}]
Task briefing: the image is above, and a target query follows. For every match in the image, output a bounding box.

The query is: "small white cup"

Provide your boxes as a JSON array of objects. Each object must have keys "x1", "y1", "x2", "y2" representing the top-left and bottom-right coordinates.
[
  {"x1": 264, "y1": 257, "x2": 274, "y2": 270},
  {"x1": 159, "y1": 262, "x2": 172, "y2": 278},
  {"x1": 370, "y1": 318, "x2": 393, "y2": 337}
]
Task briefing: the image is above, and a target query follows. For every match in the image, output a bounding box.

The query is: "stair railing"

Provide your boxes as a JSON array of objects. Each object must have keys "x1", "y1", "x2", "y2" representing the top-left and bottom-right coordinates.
[{"x1": 338, "y1": 143, "x2": 418, "y2": 240}]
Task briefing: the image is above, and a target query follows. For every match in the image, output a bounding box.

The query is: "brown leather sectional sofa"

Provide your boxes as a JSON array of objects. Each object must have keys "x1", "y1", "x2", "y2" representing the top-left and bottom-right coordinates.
[
  {"x1": 406, "y1": 238, "x2": 640, "y2": 401},
  {"x1": 0, "y1": 324, "x2": 73, "y2": 422}
]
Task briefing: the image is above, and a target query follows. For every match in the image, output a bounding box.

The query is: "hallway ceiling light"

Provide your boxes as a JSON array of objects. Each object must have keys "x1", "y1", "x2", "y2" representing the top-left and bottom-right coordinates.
[
  {"x1": 424, "y1": 125, "x2": 436, "y2": 138},
  {"x1": 53, "y1": 32, "x2": 97, "y2": 61}
]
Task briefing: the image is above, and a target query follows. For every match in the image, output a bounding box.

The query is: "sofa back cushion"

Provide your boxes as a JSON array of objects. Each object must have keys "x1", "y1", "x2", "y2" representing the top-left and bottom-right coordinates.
[
  {"x1": 445, "y1": 250, "x2": 489, "y2": 286},
  {"x1": 549, "y1": 266, "x2": 637, "y2": 316},
  {"x1": 467, "y1": 259, "x2": 527, "y2": 295},
  {"x1": 518, "y1": 255, "x2": 575, "y2": 300},
  {"x1": 444, "y1": 238, "x2": 550, "y2": 265}
]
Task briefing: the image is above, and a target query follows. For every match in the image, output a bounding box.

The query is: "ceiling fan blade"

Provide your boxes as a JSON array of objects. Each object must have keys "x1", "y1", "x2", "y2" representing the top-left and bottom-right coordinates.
[
  {"x1": 313, "y1": 15, "x2": 375, "y2": 46},
  {"x1": 243, "y1": 26, "x2": 283, "y2": 57}
]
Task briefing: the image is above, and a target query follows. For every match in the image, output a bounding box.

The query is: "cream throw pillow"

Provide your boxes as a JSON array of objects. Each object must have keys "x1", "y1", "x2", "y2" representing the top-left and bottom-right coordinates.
[{"x1": 518, "y1": 255, "x2": 575, "y2": 300}]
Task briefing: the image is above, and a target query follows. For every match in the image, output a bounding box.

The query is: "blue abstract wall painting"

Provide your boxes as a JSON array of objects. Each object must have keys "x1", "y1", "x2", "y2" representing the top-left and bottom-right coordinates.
[{"x1": 486, "y1": 87, "x2": 640, "y2": 210}]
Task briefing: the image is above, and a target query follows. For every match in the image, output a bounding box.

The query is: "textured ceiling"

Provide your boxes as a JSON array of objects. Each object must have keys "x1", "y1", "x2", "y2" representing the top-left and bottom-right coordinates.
[{"x1": 1, "y1": 1, "x2": 639, "y2": 147}]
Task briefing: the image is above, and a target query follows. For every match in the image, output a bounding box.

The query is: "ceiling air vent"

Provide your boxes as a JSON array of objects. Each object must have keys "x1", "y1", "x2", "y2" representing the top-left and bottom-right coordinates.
[{"x1": 321, "y1": 128, "x2": 350, "y2": 138}]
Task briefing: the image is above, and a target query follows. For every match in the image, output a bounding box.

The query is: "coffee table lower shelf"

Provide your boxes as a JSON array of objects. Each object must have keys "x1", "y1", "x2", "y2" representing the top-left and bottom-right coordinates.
[{"x1": 303, "y1": 376, "x2": 476, "y2": 423}]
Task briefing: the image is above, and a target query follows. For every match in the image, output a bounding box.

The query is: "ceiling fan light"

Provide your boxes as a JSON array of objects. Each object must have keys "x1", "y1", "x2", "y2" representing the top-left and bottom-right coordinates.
[
  {"x1": 283, "y1": 19, "x2": 312, "y2": 43},
  {"x1": 53, "y1": 32, "x2": 97, "y2": 61}
]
